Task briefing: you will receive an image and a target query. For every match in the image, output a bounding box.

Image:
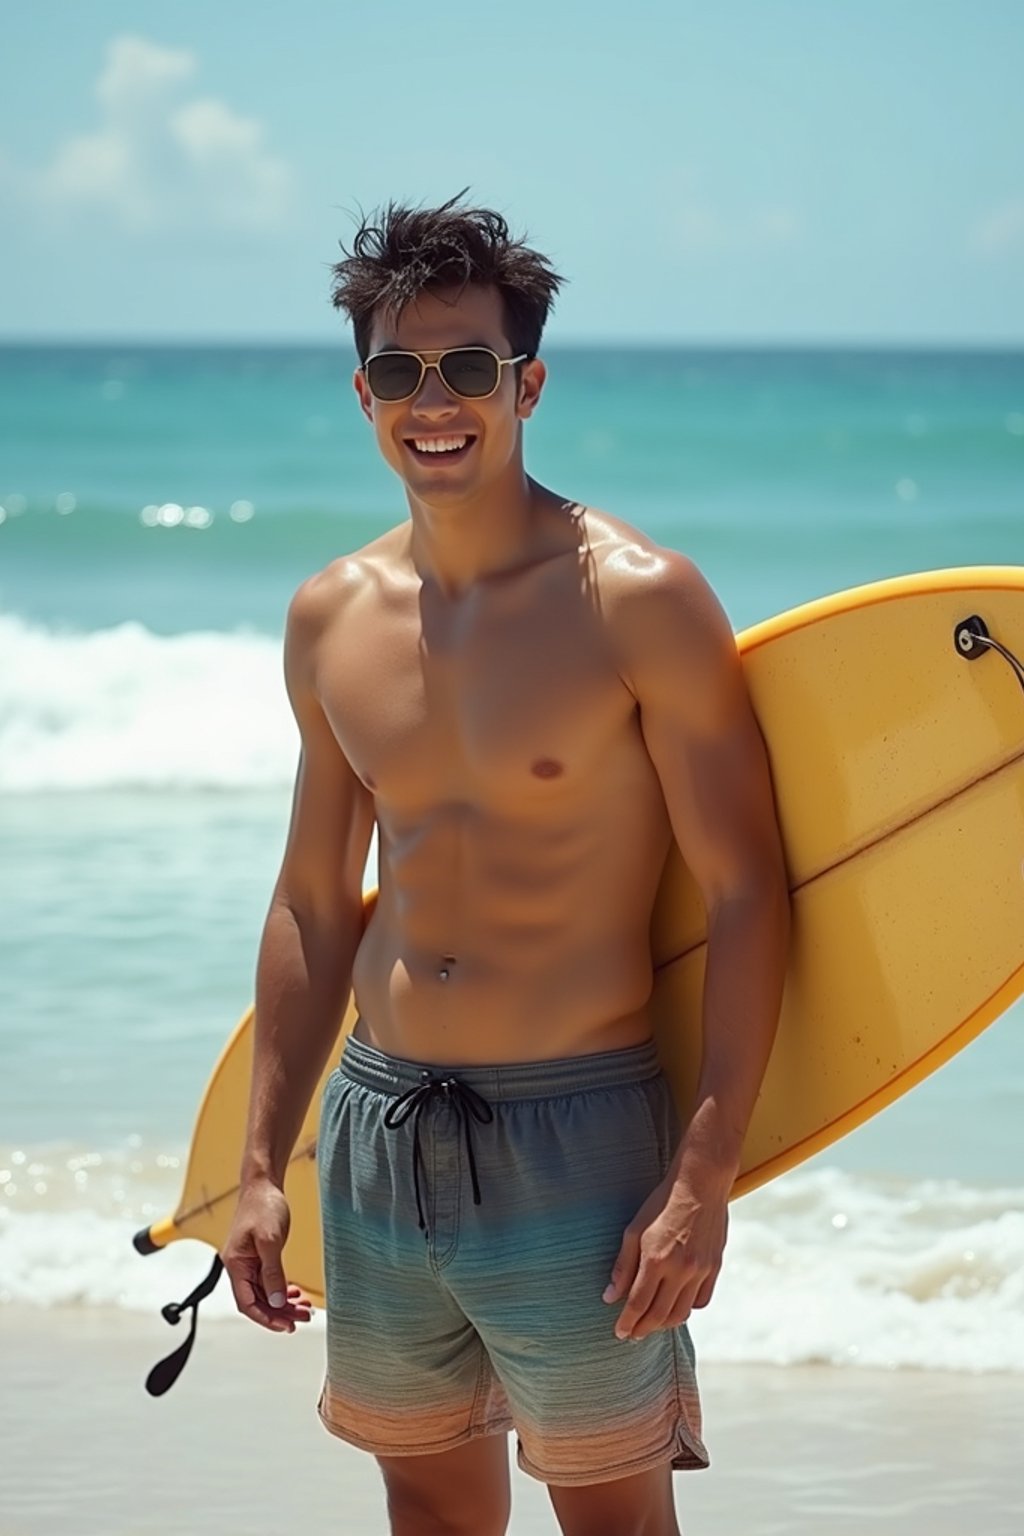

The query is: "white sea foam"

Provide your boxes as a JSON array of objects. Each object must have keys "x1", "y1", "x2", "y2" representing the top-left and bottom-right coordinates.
[
  {"x1": 1, "y1": 1145, "x2": 1021, "y2": 1371},
  {"x1": 691, "y1": 1166, "x2": 1024, "y2": 1372},
  {"x1": 0, "y1": 612, "x2": 294, "y2": 791}
]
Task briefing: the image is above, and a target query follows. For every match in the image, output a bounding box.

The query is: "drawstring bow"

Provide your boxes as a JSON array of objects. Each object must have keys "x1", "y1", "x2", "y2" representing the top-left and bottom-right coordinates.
[{"x1": 383, "y1": 1071, "x2": 494, "y2": 1237}]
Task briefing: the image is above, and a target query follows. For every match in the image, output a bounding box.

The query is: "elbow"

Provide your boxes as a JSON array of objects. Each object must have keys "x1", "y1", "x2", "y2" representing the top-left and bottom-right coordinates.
[
  {"x1": 269, "y1": 888, "x2": 367, "y2": 948},
  {"x1": 710, "y1": 860, "x2": 792, "y2": 929},
  {"x1": 756, "y1": 863, "x2": 793, "y2": 934}
]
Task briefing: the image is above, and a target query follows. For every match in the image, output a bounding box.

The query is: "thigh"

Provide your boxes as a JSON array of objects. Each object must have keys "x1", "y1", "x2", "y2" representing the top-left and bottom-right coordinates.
[
  {"x1": 317, "y1": 1069, "x2": 512, "y2": 1456},
  {"x1": 377, "y1": 1433, "x2": 512, "y2": 1536},
  {"x1": 548, "y1": 1461, "x2": 679, "y2": 1536},
  {"x1": 448, "y1": 1070, "x2": 708, "y2": 1485}
]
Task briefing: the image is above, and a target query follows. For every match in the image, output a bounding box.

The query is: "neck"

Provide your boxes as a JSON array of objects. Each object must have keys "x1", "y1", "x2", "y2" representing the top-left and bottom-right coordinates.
[{"x1": 405, "y1": 461, "x2": 548, "y2": 599}]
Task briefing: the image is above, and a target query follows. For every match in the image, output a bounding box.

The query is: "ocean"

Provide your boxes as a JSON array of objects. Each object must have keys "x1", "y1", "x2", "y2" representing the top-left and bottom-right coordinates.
[{"x1": 2, "y1": 342, "x2": 1022, "y2": 1376}]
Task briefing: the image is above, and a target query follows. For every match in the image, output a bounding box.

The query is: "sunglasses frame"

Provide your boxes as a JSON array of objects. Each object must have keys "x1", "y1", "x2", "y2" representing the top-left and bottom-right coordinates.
[{"x1": 361, "y1": 346, "x2": 530, "y2": 404}]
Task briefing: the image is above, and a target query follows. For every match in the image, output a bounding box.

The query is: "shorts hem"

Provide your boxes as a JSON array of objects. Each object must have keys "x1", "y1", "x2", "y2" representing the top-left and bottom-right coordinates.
[
  {"x1": 317, "y1": 1402, "x2": 514, "y2": 1459},
  {"x1": 516, "y1": 1425, "x2": 711, "y2": 1486}
]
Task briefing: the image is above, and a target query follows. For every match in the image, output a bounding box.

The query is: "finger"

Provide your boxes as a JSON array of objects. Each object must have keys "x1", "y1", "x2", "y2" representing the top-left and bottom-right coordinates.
[
  {"x1": 666, "y1": 1300, "x2": 693, "y2": 1328},
  {"x1": 658, "y1": 1271, "x2": 715, "y2": 1332},
  {"x1": 254, "y1": 1236, "x2": 288, "y2": 1309},
  {"x1": 223, "y1": 1250, "x2": 260, "y2": 1316},
  {"x1": 287, "y1": 1283, "x2": 315, "y2": 1314},
  {"x1": 658, "y1": 1289, "x2": 698, "y2": 1333},
  {"x1": 621, "y1": 1277, "x2": 681, "y2": 1340},
  {"x1": 232, "y1": 1271, "x2": 297, "y2": 1332},
  {"x1": 693, "y1": 1266, "x2": 721, "y2": 1310},
  {"x1": 614, "y1": 1260, "x2": 661, "y2": 1339},
  {"x1": 267, "y1": 1283, "x2": 311, "y2": 1320},
  {"x1": 603, "y1": 1227, "x2": 641, "y2": 1305},
  {"x1": 224, "y1": 1254, "x2": 296, "y2": 1332}
]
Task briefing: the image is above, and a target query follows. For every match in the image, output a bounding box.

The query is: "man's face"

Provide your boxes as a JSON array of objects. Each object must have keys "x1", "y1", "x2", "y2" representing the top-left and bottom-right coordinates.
[{"x1": 353, "y1": 283, "x2": 545, "y2": 505}]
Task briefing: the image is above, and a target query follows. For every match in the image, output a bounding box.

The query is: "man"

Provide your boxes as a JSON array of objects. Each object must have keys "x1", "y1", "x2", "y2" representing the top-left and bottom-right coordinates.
[{"x1": 223, "y1": 195, "x2": 790, "y2": 1536}]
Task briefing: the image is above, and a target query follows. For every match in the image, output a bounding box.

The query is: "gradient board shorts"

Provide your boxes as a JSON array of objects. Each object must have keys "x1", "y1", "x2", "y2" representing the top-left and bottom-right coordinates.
[{"x1": 316, "y1": 1031, "x2": 710, "y2": 1486}]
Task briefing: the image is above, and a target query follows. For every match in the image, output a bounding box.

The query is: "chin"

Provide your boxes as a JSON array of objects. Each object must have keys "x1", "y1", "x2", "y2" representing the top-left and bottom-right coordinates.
[
  {"x1": 402, "y1": 459, "x2": 483, "y2": 497},
  {"x1": 411, "y1": 478, "x2": 482, "y2": 508}
]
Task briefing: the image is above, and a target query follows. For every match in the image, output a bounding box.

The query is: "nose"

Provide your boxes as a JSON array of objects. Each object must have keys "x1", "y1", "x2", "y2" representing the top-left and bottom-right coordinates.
[{"x1": 409, "y1": 362, "x2": 462, "y2": 420}]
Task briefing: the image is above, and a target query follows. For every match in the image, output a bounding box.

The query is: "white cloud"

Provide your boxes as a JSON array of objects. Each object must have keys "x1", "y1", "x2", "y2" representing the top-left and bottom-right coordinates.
[
  {"x1": 96, "y1": 34, "x2": 195, "y2": 116},
  {"x1": 8, "y1": 34, "x2": 292, "y2": 234},
  {"x1": 969, "y1": 200, "x2": 1024, "y2": 257},
  {"x1": 170, "y1": 98, "x2": 291, "y2": 226}
]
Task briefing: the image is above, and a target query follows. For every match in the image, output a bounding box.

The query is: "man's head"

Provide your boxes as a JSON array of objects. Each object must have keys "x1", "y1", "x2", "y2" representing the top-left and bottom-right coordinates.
[{"x1": 329, "y1": 195, "x2": 564, "y2": 504}]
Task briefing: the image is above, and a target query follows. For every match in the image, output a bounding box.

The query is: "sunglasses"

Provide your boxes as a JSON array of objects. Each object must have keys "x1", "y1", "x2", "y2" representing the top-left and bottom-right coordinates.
[{"x1": 361, "y1": 346, "x2": 529, "y2": 403}]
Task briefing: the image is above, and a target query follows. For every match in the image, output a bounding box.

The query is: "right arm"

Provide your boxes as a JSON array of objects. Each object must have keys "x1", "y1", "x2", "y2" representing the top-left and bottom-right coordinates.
[{"x1": 224, "y1": 572, "x2": 374, "y2": 1330}]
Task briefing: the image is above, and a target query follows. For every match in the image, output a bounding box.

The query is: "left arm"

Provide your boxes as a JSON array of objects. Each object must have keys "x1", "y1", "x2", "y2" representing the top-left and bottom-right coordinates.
[{"x1": 604, "y1": 547, "x2": 791, "y2": 1338}]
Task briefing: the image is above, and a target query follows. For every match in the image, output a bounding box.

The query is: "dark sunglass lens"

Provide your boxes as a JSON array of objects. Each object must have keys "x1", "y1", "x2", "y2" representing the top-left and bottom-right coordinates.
[
  {"x1": 366, "y1": 354, "x2": 421, "y2": 401},
  {"x1": 439, "y1": 350, "x2": 500, "y2": 397}
]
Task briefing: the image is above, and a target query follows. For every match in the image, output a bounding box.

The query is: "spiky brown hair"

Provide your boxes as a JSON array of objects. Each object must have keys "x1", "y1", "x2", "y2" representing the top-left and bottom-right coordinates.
[{"x1": 329, "y1": 191, "x2": 565, "y2": 362}]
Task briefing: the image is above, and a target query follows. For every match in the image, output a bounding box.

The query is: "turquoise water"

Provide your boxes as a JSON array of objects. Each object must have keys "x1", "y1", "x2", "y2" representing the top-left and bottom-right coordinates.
[
  {"x1": 4, "y1": 345, "x2": 1023, "y2": 633},
  {"x1": 1, "y1": 344, "x2": 1022, "y2": 1365}
]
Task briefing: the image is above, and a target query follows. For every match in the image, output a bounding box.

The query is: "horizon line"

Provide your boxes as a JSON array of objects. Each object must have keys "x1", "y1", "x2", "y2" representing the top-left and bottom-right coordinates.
[{"x1": 2, "y1": 335, "x2": 1024, "y2": 354}]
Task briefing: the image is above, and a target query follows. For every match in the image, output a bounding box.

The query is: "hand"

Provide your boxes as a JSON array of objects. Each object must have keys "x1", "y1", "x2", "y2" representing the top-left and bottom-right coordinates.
[
  {"x1": 222, "y1": 1179, "x2": 315, "y2": 1333},
  {"x1": 602, "y1": 1167, "x2": 729, "y2": 1341}
]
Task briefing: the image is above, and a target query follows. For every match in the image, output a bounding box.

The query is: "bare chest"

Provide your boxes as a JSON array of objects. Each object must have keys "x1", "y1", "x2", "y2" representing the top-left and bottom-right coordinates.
[{"x1": 317, "y1": 591, "x2": 635, "y2": 808}]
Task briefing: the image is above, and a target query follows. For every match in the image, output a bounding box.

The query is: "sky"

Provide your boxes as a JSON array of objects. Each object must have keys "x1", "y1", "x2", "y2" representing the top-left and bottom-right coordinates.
[{"x1": 1, "y1": 1, "x2": 1023, "y2": 346}]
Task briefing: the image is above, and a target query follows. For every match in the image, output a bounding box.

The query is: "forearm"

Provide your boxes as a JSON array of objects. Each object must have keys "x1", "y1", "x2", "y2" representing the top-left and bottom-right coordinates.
[
  {"x1": 240, "y1": 897, "x2": 361, "y2": 1189},
  {"x1": 671, "y1": 879, "x2": 791, "y2": 1191}
]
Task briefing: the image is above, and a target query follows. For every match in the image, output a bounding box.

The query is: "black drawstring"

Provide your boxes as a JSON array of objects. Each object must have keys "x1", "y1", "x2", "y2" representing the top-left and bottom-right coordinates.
[{"x1": 383, "y1": 1071, "x2": 494, "y2": 1237}]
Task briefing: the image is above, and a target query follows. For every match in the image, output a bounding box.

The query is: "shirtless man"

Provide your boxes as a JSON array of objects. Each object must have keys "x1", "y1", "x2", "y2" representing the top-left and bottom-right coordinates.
[{"x1": 223, "y1": 197, "x2": 791, "y2": 1536}]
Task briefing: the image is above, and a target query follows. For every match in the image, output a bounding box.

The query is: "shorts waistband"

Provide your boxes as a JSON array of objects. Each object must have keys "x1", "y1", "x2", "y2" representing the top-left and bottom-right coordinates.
[{"x1": 338, "y1": 1030, "x2": 662, "y2": 1102}]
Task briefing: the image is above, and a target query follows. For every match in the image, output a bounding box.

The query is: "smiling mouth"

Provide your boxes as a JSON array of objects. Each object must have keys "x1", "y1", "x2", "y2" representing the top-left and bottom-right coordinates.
[{"x1": 405, "y1": 434, "x2": 476, "y2": 464}]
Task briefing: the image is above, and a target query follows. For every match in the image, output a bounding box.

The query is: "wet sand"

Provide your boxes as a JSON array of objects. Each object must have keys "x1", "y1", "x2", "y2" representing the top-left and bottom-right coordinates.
[{"x1": 2, "y1": 1308, "x2": 1022, "y2": 1535}]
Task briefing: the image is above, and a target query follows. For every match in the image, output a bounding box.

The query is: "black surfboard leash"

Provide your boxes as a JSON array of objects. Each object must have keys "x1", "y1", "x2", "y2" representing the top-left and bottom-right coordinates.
[
  {"x1": 137, "y1": 1247, "x2": 225, "y2": 1396},
  {"x1": 953, "y1": 613, "x2": 1024, "y2": 697}
]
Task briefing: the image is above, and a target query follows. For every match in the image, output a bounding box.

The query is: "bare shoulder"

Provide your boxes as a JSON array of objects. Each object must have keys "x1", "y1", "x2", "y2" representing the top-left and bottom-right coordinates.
[
  {"x1": 580, "y1": 507, "x2": 735, "y2": 684},
  {"x1": 580, "y1": 506, "x2": 710, "y2": 600},
  {"x1": 285, "y1": 524, "x2": 409, "y2": 654}
]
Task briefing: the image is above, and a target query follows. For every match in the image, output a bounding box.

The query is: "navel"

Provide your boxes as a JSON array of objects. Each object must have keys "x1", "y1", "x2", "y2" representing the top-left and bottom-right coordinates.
[{"x1": 531, "y1": 757, "x2": 564, "y2": 780}]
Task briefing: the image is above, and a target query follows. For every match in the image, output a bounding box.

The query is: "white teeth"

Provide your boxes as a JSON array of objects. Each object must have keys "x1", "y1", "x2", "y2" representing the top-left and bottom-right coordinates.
[{"x1": 413, "y1": 436, "x2": 468, "y2": 454}]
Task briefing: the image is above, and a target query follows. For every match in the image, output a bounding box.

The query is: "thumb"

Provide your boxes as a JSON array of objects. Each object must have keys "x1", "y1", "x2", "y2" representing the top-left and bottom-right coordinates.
[
  {"x1": 603, "y1": 1227, "x2": 640, "y2": 1304},
  {"x1": 255, "y1": 1236, "x2": 288, "y2": 1309}
]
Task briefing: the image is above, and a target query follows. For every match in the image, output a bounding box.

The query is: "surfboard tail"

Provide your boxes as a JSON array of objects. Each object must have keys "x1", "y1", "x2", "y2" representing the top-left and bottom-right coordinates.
[{"x1": 131, "y1": 1216, "x2": 180, "y2": 1255}]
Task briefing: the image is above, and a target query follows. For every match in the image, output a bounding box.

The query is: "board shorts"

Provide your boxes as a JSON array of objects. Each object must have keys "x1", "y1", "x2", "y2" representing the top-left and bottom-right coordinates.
[{"x1": 315, "y1": 1029, "x2": 710, "y2": 1487}]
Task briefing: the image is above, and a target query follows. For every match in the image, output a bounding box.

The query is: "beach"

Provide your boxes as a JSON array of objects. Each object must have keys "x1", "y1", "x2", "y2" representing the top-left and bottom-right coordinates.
[
  {"x1": 3, "y1": 342, "x2": 1022, "y2": 1534},
  {"x1": 3, "y1": 1308, "x2": 1022, "y2": 1535}
]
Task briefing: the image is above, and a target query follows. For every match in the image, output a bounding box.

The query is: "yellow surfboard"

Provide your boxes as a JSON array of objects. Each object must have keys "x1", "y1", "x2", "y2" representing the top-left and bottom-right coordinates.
[{"x1": 134, "y1": 566, "x2": 1024, "y2": 1319}]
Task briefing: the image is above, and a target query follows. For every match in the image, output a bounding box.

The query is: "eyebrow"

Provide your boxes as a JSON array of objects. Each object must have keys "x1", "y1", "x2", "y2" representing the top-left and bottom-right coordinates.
[{"x1": 373, "y1": 340, "x2": 493, "y2": 353}]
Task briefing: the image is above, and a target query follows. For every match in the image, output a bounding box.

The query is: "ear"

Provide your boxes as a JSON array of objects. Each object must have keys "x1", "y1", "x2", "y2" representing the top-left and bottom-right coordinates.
[
  {"x1": 353, "y1": 368, "x2": 375, "y2": 425},
  {"x1": 516, "y1": 358, "x2": 547, "y2": 421}
]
